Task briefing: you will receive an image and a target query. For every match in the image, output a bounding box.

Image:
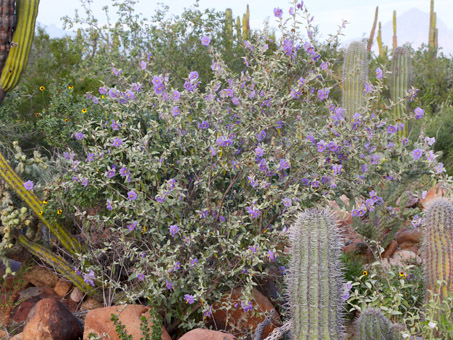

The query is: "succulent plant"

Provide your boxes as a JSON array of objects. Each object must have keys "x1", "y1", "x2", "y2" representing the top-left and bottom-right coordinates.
[
  {"x1": 356, "y1": 308, "x2": 402, "y2": 340},
  {"x1": 423, "y1": 198, "x2": 453, "y2": 301},
  {"x1": 286, "y1": 208, "x2": 345, "y2": 340},
  {"x1": 342, "y1": 41, "x2": 368, "y2": 121}
]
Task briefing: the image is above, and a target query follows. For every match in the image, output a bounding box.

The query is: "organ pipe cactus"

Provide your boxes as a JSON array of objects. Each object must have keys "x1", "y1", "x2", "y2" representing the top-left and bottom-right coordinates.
[
  {"x1": 0, "y1": 0, "x2": 39, "y2": 104},
  {"x1": 392, "y1": 11, "x2": 397, "y2": 49},
  {"x1": 356, "y1": 308, "x2": 402, "y2": 340},
  {"x1": 390, "y1": 46, "x2": 411, "y2": 137},
  {"x1": 428, "y1": 0, "x2": 438, "y2": 56},
  {"x1": 242, "y1": 5, "x2": 250, "y2": 41},
  {"x1": 342, "y1": 41, "x2": 368, "y2": 121},
  {"x1": 225, "y1": 8, "x2": 233, "y2": 50},
  {"x1": 424, "y1": 198, "x2": 453, "y2": 301},
  {"x1": 367, "y1": 6, "x2": 378, "y2": 53},
  {"x1": 286, "y1": 208, "x2": 345, "y2": 340}
]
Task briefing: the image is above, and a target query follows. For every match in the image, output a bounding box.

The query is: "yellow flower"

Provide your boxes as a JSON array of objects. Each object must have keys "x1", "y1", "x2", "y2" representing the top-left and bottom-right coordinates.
[
  {"x1": 82, "y1": 108, "x2": 87, "y2": 113},
  {"x1": 57, "y1": 209, "x2": 62, "y2": 215},
  {"x1": 362, "y1": 270, "x2": 368, "y2": 277},
  {"x1": 68, "y1": 85, "x2": 73, "y2": 90},
  {"x1": 38, "y1": 210, "x2": 43, "y2": 215},
  {"x1": 39, "y1": 86, "x2": 45, "y2": 91},
  {"x1": 399, "y1": 272, "x2": 405, "y2": 277},
  {"x1": 42, "y1": 200, "x2": 48, "y2": 204},
  {"x1": 64, "y1": 118, "x2": 69, "y2": 122},
  {"x1": 35, "y1": 113, "x2": 39, "y2": 118}
]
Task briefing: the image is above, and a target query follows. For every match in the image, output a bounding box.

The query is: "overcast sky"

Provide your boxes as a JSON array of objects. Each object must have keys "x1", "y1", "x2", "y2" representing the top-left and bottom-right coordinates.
[{"x1": 37, "y1": 0, "x2": 453, "y2": 48}]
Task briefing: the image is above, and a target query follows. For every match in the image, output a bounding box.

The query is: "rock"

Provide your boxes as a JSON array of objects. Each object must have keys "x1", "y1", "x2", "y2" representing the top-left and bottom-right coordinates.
[
  {"x1": 54, "y1": 279, "x2": 72, "y2": 297},
  {"x1": 23, "y1": 266, "x2": 59, "y2": 288},
  {"x1": 10, "y1": 333, "x2": 23, "y2": 340},
  {"x1": 420, "y1": 185, "x2": 447, "y2": 209},
  {"x1": 396, "y1": 191, "x2": 419, "y2": 208},
  {"x1": 396, "y1": 228, "x2": 422, "y2": 245},
  {"x1": 382, "y1": 240, "x2": 398, "y2": 258},
  {"x1": 70, "y1": 287, "x2": 84, "y2": 303},
  {"x1": 392, "y1": 250, "x2": 422, "y2": 265},
  {"x1": 83, "y1": 305, "x2": 171, "y2": 340},
  {"x1": 209, "y1": 288, "x2": 282, "y2": 340},
  {"x1": 179, "y1": 329, "x2": 237, "y2": 340},
  {"x1": 80, "y1": 297, "x2": 103, "y2": 311},
  {"x1": 22, "y1": 298, "x2": 82, "y2": 340}
]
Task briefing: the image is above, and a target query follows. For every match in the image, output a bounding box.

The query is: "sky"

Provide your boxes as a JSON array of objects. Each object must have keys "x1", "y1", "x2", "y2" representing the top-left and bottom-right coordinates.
[{"x1": 37, "y1": 0, "x2": 453, "y2": 50}]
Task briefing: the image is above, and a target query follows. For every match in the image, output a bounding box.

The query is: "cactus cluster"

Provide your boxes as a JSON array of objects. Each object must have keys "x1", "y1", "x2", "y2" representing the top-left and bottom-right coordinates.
[
  {"x1": 224, "y1": 5, "x2": 250, "y2": 49},
  {"x1": 342, "y1": 41, "x2": 368, "y2": 121},
  {"x1": 390, "y1": 46, "x2": 412, "y2": 137},
  {"x1": 356, "y1": 308, "x2": 402, "y2": 340},
  {"x1": 286, "y1": 208, "x2": 345, "y2": 340},
  {"x1": 423, "y1": 198, "x2": 453, "y2": 301}
]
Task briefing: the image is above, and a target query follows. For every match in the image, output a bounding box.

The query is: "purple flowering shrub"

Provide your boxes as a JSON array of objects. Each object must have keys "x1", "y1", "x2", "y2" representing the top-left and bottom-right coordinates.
[{"x1": 47, "y1": 1, "x2": 448, "y2": 331}]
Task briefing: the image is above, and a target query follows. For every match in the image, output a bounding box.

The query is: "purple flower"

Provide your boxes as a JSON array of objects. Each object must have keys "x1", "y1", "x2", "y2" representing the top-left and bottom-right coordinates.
[
  {"x1": 282, "y1": 198, "x2": 292, "y2": 207},
  {"x1": 259, "y1": 159, "x2": 267, "y2": 172},
  {"x1": 189, "y1": 71, "x2": 199, "y2": 80},
  {"x1": 190, "y1": 258, "x2": 198, "y2": 267},
  {"x1": 24, "y1": 180, "x2": 34, "y2": 190},
  {"x1": 106, "y1": 199, "x2": 113, "y2": 211},
  {"x1": 128, "y1": 190, "x2": 137, "y2": 200},
  {"x1": 414, "y1": 107, "x2": 424, "y2": 119},
  {"x1": 242, "y1": 301, "x2": 253, "y2": 312},
  {"x1": 376, "y1": 67, "x2": 383, "y2": 80},
  {"x1": 421, "y1": 190, "x2": 427, "y2": 199},
  {"x1": 249, "y1": 246, "x2": 257, "y2": 253},
  {"x1": 172, "y1": 90, "x2": 181, "y2": 101},
  {"x1": 216, "y1": 136, "x2": 233, "y2": 147},
  {"x1": 255, "y1": 146, "x2": 264, "y2": 157},
  {"x1": 412, "y1": 148, "x2": 423, "y2": 160},
  {"x1": 247, "y1": 176, "x2": 258, "y2": 188},
  {"x1": 140, "y1": 61, "x2": 147, "y2": 70},
  {"x1": 165, "y1": 280, "x2": 173, "y2": 290},
  {"x1": 332, "y1": 164, "x2": 343, "y2": 175},
  {"x1": 257, "y1": 130, "x2": 266, "y2": 142},
  {"x1": 112, "y1": 137, "x2": 122, "y2": 147},
  {"x1": 81, "y1": 178, "x2": 88, "y2": 187},
  {"x1": 137, "y1": 273, "x2": 145, "y2": 280},
  {"x1": 425, "y1": 136, "x2": 435, "y2": 145},
  {"x1": 201, "y1": 36, "x2": 211, "y2": 46},
  {"x1": 128, "y1": 221, "x2": 138, "y2": 231},
  {"x1": 317, "y1": 88, "x2": 330, "y2": 101},
  {"x1": 342, "y1": 282, "x2": 353, "y2": 302},
  {"x1": 387, "y1": 125, "x2": 396, "y2": 134},
  {"x1": 75, "y1": 132, "x2": 84, "y2": 140},
  {"x1": 107, "y1": 168, "x2": 116, "y2": 178},
  {"x1": 169, "y1": 225, "x2": 179, "y2": 237},
  {"x1": 436, "y1": 162, "x2": 445, "y2": 173},
  {"x1": 267, "y1": 250, "x2": 276, "y2": 261},
  {"x1": 83, "y1": 270, "x2": 95, "y2": 286},
  {"x1": 184, "y1": 294, "x2": 195, "y2": 304},
  {"x1": 120, "y1": 167, "x2": 129, "y2": 177},
  {"x1": 87, "y1": 153, "x2": 95, "y2": 162},
  {"x1": 320, "y1": 62, "x2": 328, "y2": 70},
  {"x1": 109, "y1": 88, "x2": 120, "y2": 99},
  {"x1": 273, "y1": 8, "x2": 283, "y2": 18},
  {"x1": 172, "y1": 106, "x2": 180, "y2": 117},
  {"x1": 198, "y1": 121, "x2": 209, "y2": 129},
  {"x1": 279, "y1": 158, "x2": 290, "y2": 170},
  {"x1": 99, "y1": 86, "x2": 108, "y2": 95},
  {"x1": 364, "y1": 82, "x2": 374, "y2": 94},
  {"x1": 317, "y1": 141, "x2": 326, "y2": 153},
  {"x1": 174, "y1": 261, "x2": 181, "y2": 271},
  {"x1": 311, "y1": 180, "x2": 320, "y2": 188},
  {"x1": 246, "y1": 206, "x2": 261, "y2": 219},
  {"x1": 131, "y1": 82, "x2": 142, "y2": 92},
  {"x1": 232, "y1": 97, "x2": 239, "y2": 105}
]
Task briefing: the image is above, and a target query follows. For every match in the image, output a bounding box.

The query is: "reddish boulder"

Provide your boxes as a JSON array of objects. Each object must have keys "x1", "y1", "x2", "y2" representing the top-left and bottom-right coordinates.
[
  {"x1": 23, "y1": 266, "x2": 59, "y2": 288},
  {"x1": 54, "y1": 279, "x2": 72, "y2": 297},
  {"x1": 396, "y1": 228, "x2": 422, "y2": 245},
  {"x1": 209, "y1": 288, "x2": 282, "y2": 339},
  {"x1": 22, "y1": 298, "x2": 82, "y2": 340},
  {"x1": 83, "y1": 305, "x2": 171, "y2": 340},
  {"x1": 179, "y1": 329, "x2": 237, "y2": 340},
  {"x1": 420, "y1": 185, "x2": 447, "y2": 209},
  {"x1": 382, "y1": 240, "x2": 398, "y2": 258}
]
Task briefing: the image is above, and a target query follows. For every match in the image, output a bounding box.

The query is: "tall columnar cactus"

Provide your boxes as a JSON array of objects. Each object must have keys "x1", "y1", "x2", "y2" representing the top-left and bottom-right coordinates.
[
  {"x1": 342, "y1": 41, "x2": 368, "y2": 121},
  {"x1": 0, "y1": 0, "x2": 39, "y2": 104},
  {"x1": 428, "y1": 0, "x2": 438, "y2": 56},
  {"x1": 392, "y1": 11, "x2": 397, "y2": 49},
  {"x1": 367, "y1": 6, "x2": 378, "y2": 53},
  {"x1": 242, "y1": 5, "x2": 250, "y2": 41},
  {"x1": 286, "y1": 208, "x2": 345, "y2": 340},
  {"x1": 236, "y1": 16, "x2": 241, "y2": 43},
  {"x1": 424, "y1": 198, "x2": 453, "y2": 301},
  {"x1": 225, "y1": 8, "x2": 233, "y2": 50},
  {"x1": 390, "y1": 46, "x2": 411, "y2": 137},
  {"x1": 0, "y1": 0, "x2": 16, "y2": 75},
  {"x1": 356, "y1": 308, "x2": 402, "y2": 340},
  {"x1": 376, "y1": 22, "x2": 386, "y2": 58}
]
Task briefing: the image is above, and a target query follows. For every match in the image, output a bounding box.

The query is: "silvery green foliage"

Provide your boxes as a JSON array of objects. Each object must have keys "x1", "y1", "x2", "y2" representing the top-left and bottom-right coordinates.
[
  {"x1": 286, "y1": 208, "x2": 345, "y2": 340},
  {"x1": 46, "y1": 0, "x2": 447, "y2": 331}
]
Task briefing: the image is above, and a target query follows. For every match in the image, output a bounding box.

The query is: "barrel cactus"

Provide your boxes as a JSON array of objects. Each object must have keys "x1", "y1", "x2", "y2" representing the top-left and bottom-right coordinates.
[
  {"x1": 286, "y1": 208, "x2": 345, "y2": 340},
  {"x1": 424, "y1": 198, "x2": 453, "y2": 301},
  {"x1": 342, "y1": 41, "x2": 368, "y2": 121},
  {"x1": 356, "y1": 308, "x2": 402, "y2": 340}
]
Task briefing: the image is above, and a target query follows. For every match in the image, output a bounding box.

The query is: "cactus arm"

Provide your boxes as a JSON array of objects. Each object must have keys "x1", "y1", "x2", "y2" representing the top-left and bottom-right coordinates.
[
  {"x1": 17, "y1": 235, "x2": 101, "y2": 300},
  {"x1": 377, "y1": 22, "x2": 384, "y2": 58},
  {"x1": 424, "y1": 198, "x2": 453, "y2": 301},
  {"x1": 367, "y1": 7, "x2": 378, "y2": 53},
  {"x1": 0, "y1": 0, "x2": 39, "y2": 99},
  {"x1": 286, "y1": 208, "x2": 345, "y2": 340},
  {"x1": 342, "y1": 42, "x2": 368, "y2": 121},
  {"x1": 390, "y1": 47, "x2": 411, "y2": 138},
  {"x1": 236, "y1": 16, "x2": 241, "y2": 43},
  {"x1": 0, "y1": 0, "x2": 16, "y2": 75},
  {"x1": 225, "y1": 9, "x2": 233, "y2": 50},
  {"x1": 0, "y1": 152, "x2": 83, "y2": 255},
  {"x1": 392, "y1": 11, "x2": 397, "y2": 49}
]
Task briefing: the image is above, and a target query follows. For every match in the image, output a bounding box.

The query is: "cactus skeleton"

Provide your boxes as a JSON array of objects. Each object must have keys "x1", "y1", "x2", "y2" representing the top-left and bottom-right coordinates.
[{"x1": 286, "y1": 208, "x2": 345, "y2": 340}]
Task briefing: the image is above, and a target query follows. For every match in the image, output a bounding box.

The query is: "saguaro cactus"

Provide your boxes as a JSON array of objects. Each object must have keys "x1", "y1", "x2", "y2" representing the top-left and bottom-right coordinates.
[
  {"x1": 286, "y1": 208, "x2": 345, "y2": 340},
  {"x1": 0, "y1": 0, "x2": 39, "y2": 104},
  {"x1": 424, "y1": 198, "x2": 453, "y2": 301},
  {"x1": 0, "y1": 0, "x2": 16, "y2": 75},
  {"x1": 356, "y1": 308, "x2": 402, "y2": 340},
  {"x1": 342, "y1": 41, "x2": 368, "y2": 121},
  {"x1": 390, "y1": 46, "x2": 411, "y2": 137}
]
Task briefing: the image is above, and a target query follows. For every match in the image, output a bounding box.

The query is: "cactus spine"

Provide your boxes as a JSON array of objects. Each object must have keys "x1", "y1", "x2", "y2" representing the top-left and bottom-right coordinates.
[
  {"x1": 342, "y1": 42, "x2": 368, "y2": 121},
  {"x1": 424, "y1": 198, "x2": 453, "y2": 301},
  {"x1": 367, "y1": 6, "x2": 378, "y2": 53},
  {"x1": 356, "y1": 308, "x2": 402, "y2": 340},
  {"x1": 0, "y1": 0, "x2": 40, "y2": 104},
  {"x1": 392, "y1": 11, "x2": 397, "y2": 49},
  {"x1": 390, "y1": 47, "x2": 411, "y2": 137},
  {"x1": 286, "y1": 208, "x2": 345, "y2": 340}
]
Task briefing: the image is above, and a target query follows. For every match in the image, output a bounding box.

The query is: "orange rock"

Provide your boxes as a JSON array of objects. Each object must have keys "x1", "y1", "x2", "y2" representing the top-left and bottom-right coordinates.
[
  {"x1": 23, "y1": 266, "x2": 59, "y2": 288},
  {"x1": 69, "y1": 287, "x2": 84, "y2": 303},
  {"x1": 382, "y1": 240, "x2": 398, "y2": 258},
  {"x1": 80, "y1": 297, "x2": 103, "y2": 311},
  {"x1": 83, "y1": 305, "x2": 171, "y2": 340},
  {"x1": 209, "y1": 288, "x2": 282, "y2": 340},
  {"x1": 396, "y1": 228, "x2": 422, "y2": 245},
  {"x1": 179, "y1": 329, "x2": 237, "y2": 340},
  {"x1": 54, "y1": 279, "x2": 72, "y2": 297},
  {"x1": 420, "y1": 185, "x2": 447, "y2": 209}
]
